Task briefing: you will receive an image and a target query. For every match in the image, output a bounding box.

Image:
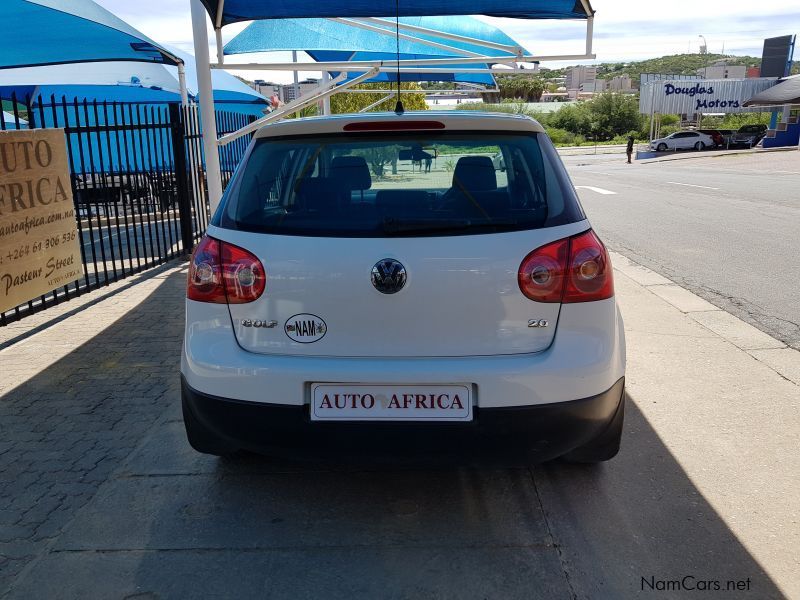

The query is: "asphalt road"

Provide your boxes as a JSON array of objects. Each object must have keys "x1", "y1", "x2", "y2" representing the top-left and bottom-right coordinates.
[
  {"x1": 80, "y1": 213, "x2": 184, "y2": 263},
  {"x1": 563, "y1": 150, "x2": 800, "y2": 349}
]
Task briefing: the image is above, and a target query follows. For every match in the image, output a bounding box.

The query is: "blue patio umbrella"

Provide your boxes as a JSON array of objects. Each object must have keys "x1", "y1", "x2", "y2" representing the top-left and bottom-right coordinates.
[
  {"x1": 201, "y1": 0, "x2": 593, "y2": 26},
  {"x1": 0, "y1": 50, "x2": 268, "y2": 116},
  {"x1": 224, "y1": 17, "x2": 531, "y2": 85},
  {"x1": 2, "y1": 0, "x2": 181, "y2": 69}
]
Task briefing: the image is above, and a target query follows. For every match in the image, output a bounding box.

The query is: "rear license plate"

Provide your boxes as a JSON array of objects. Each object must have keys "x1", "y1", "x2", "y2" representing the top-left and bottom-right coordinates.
[{"x1": 310, "y1": 384, "x2": 472, "y2": 422}]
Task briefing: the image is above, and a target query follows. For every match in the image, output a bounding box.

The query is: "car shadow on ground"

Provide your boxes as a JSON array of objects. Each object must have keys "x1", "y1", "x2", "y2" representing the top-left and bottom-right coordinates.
[
  {"x1": 0, "y1": 269, "x2": 787, "y2": 599},
  {"x1": 536, "y1": 392, "x2": 785, "y2": 599}
]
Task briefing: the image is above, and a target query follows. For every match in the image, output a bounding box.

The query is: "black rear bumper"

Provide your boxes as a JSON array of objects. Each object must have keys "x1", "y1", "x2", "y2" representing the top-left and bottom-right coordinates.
[{"x1": 181, "y1": 376, "x2": 625, "y2": 461}]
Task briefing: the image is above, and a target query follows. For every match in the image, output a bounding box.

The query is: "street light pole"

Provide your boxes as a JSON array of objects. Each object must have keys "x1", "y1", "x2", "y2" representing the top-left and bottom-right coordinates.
[
  {"x1": 697, "y1": 34, "x2": 709, "y2": 129},
  {"x1": 698, "y1": 35, "x2": 708, "y2": 78}
]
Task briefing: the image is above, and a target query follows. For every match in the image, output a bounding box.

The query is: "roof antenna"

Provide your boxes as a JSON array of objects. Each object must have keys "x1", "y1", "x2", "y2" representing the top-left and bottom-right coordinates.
[{"x1": 394, "y1": 0, "x2": 404, "y2": 114}]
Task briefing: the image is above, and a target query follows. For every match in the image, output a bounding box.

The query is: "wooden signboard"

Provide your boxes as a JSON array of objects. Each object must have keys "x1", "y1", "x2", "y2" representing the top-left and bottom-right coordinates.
[{"x1": 0, "y1": 128, "x2": 83, "y2": 313}]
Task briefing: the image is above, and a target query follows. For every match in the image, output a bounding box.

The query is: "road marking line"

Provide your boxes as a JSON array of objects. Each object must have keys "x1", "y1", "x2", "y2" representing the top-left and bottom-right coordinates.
[
  {"x1": 574, "y1": 185, "x2": 617, "y2": 195},
  {"x1": 666, "y1": 181, "x2": 720, "y2": 190}
]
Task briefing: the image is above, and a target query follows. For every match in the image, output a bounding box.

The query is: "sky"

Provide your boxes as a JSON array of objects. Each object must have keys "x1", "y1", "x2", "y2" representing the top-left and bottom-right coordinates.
[{"x1": 94, "y1": 0, "x2": 800, "y2": 83}]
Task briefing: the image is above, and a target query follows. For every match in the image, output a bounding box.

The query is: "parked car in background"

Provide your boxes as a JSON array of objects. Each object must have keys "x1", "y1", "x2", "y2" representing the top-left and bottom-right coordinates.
[
  {"x1": 731, "y1": 124, "x2": 768, "y2": 148},
  {"x1": 717, "y1": 129, "x2": 737, "y2": 147},
  {"x1": 698, "y1": 129, "x2": 724, "y2": 147},
  {"x1": 649, "y1": 130, "x2": 715, "y2": 152},
  {"x1": 181, "y1": 111, "x2": 626, "y2": 463}
]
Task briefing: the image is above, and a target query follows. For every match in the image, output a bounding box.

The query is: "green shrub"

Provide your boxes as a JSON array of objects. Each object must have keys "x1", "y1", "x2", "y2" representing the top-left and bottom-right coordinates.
[{"x1": 544, "y1": 127, "x2": 575, "y2": 145}]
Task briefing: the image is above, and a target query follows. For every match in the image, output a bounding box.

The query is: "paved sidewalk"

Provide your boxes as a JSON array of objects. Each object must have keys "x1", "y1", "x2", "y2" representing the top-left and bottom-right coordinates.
[
  {"x1": 0, "y1": 255, "x2": 798, "y2": 599},
  {"x1": 638, "y1": 146, "x2": 797, "y2": 164},
  {"x1": 0, "y1": 264, "x2": 186, "y2": 590}
]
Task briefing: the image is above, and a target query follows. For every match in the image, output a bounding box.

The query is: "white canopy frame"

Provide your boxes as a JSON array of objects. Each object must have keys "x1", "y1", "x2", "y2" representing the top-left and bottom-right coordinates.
[{"x1": 190, "y1": 0, "x2": 596, "y2": 211}]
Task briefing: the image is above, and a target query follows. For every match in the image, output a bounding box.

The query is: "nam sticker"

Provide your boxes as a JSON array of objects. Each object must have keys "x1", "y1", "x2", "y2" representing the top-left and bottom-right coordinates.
[{"x1": 284, "y1": 313, "x2": 327, "y2": 343}]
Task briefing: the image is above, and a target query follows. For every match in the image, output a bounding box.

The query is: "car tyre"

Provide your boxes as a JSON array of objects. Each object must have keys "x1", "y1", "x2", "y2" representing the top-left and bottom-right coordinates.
[
  {"x1": 562, "y1": 392, "x2": 625, "y2": 463},
  {"x1": 182, "y1": 391, "x2": 240, "y2": 456},
  {"x1": 694, "y1": 141, "x2": 705, "y2": 151},
  {"x1": 656, "y1": 143, "x2": 667, "y2": 152}
]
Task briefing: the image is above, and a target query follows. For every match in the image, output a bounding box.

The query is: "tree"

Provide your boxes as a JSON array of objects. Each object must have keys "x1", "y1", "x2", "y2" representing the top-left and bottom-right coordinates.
[
  {"x1": 548, "y1": 102, "x2": 594, "y2": 136},
  {"x1": 496, "y1": 75, "x2": 548, "y2": 102},
  {"x1": 330, "y1": 82, "x2": 428, "y2": 114},
  {"x1": 588, "y1": 93, "x2": 643, "y2": 140},
  {"x1": 524, "y1": 79, "x2": 546, "y2": 102}
]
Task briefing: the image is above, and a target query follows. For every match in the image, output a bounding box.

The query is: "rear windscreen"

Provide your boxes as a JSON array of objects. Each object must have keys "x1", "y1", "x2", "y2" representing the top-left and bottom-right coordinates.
[{"x1": 218, "y1": 132, "x2": 584, "y2": 237}]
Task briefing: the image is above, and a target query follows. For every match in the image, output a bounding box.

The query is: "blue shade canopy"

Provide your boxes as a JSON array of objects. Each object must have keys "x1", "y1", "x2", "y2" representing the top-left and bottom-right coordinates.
[
  {"x1": 225, "y1": 17, "x2": 527, "y2": 58},
  {"x1": 225, "y1": 17, "x2": 530, "y2": 85},
  {"x1": 1, "y1": 0, "x2": 181, "y2": 69},
  {"x1": 0, "y1": 49, "x2": 268, "y2": 115},
  {"x1": 202, "y1": 0, "x2": 593, "y2": 27}
]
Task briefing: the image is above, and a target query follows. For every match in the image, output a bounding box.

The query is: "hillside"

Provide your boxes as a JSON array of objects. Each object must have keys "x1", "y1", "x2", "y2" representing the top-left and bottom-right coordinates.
[
  {"x1": 539, "y1": 52, "x2": 798, "y2": 81},
  {"x1": 596, "y1": 53, "x2": 760, "y2": 80}
]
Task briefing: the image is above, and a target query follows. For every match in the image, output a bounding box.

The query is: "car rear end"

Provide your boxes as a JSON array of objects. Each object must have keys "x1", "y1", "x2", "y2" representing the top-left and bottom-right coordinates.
[
  {"x1": 699, "y1": 129, "x2": 723, "y2": 147},
  {"x1": 733, "y1": 125, "x2": 767, "y2": 147},
  {"x1": 181, "y1": 112, "x2": 626, "y2": 462}
]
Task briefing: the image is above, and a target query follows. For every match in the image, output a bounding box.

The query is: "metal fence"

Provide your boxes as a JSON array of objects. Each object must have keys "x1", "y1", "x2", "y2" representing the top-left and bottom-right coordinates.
[
  {"x1": 0, "y1": 94, "x2": 253, "y2": 326},
  {"x1": 217, "y1": 110, "x2": 257, "y2": 190}
]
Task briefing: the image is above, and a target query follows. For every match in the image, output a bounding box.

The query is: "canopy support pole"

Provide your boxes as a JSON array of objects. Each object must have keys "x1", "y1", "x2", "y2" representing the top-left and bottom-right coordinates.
[
  {"x1": 216, "y1": 29, "x2": 225, "y2": 64},
  {"x1": 292, "y1": 50, "x2": 300, "y2": 115},
  {"x1": 358, "y1": 17, "x2": 524, "y2": 56},
  {"x1": 218, "y1": 68, "x2": 378, "y2": 146},
  {"x1": 177, "y1": 62, "x2": 189, "y2": 106},
  {"x1": 191, "y1": 0, "x2": 223, "y2": 213},
  {"x1": 322, "y1": 72, "x2": 331, "y2": 115},
  {"x1": 585, "y1": 17, "x2": 594, "y2": 56},
  {"x1": 358, "y1": 93, "x2": 393, "y2": 112},
  {"x1": 212, "y1": 53, "x2": 596, "y2": 71}
]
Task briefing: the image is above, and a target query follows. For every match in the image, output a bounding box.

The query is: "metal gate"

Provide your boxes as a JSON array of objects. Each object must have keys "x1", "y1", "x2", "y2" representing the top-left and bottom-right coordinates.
[{"x1": 0, "y1": 94, "x2": 253, "y2": 326}]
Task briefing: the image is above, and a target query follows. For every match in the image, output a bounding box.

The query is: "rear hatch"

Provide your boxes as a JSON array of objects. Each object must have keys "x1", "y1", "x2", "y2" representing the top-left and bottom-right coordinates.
[
  {"x1": 214, "y1": 225, "x2": 584, "y2": 357},
  {"x1": 213, "y1": 120, "x2": 587, "y2": 358}
]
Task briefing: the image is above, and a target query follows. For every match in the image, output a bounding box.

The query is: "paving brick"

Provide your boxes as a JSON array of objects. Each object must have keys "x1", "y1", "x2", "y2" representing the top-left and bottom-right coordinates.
[{"x1": 0, "y1": 263, "x2": 185, "y2": 593}]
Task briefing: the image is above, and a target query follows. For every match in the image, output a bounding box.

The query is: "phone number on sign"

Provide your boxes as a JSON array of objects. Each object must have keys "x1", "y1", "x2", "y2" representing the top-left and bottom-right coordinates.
[{"x1": 0, "y1": 231, "x2": 76, "y2": 265}]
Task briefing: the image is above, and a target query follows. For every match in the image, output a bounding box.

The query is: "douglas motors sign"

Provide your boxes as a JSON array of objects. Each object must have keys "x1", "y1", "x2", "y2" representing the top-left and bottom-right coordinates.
[
  {"x1": 663, "y1": 83, "x2": 742, "y2": 110},
  {"x1": 639, "y1": 78, "x2": 777, "y2": 115}
]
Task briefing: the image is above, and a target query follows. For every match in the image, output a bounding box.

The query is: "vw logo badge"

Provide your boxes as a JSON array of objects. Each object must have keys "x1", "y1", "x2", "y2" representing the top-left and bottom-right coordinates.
[{"x1": 371, "y1": 258, "x2": 407, "y2": 294}]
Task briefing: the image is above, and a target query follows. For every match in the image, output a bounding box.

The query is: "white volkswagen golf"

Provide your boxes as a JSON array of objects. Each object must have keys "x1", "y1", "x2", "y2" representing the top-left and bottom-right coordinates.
[{"x1": 181, "y1": 112, "x2": 626, "y2": 462}]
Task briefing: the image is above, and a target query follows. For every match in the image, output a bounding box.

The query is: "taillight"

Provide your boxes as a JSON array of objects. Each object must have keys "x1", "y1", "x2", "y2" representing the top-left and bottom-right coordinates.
[
  {"x1": 187, "y1": 236, "x2": 225, "y2": 303},
  {"x1": 562, "y1": 230, "x2": 613, "y2": 302},
  {"x1": 187, "y1": 236, "x2": 266, "y2": 304},
  {"x1": 518, "y1": 229, "x2": 613, "y2": 303},
  {"x1": 518, "y1": 238, "x2": 569, "y2": 303}
]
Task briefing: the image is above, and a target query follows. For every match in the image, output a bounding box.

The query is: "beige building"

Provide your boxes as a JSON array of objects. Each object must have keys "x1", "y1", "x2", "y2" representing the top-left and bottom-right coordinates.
[
  {"x1": 581, "y1": 79, "x2": 607, "y2": 93},
  {"x1": 565, "y1": 65, "x2": 597, "y2": 91},
  {"x1": 696, "y1": 65, "x2": 747, "y2": 79},
  {"x1": 253, "y1": 79, "x2": 322, "y2": 103},
  {"x1": 608, "y1": 75, "x2": 632, "y2": 91}
]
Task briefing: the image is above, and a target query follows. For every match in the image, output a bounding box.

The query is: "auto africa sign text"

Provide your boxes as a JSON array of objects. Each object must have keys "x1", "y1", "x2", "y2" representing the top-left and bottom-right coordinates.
[{"x1": 664, "y1": 83, "x2": 741, "y2": 110}]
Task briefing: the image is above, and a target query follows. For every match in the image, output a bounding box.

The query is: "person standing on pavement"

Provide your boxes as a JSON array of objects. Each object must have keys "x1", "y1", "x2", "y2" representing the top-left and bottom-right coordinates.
[{"x1": 626, "y1": 135, "x2": 635, "y2": 164}]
